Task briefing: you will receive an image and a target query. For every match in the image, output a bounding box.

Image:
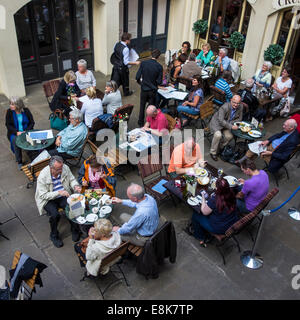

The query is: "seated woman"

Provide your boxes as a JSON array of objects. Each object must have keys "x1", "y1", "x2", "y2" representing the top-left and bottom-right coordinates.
[
  {"x1": 196, "y1": 43, "x2": 214, "y2": 67},
  {"x1": 5, "y1": 97, "x2": 35, "y2": 170},
  {"x1": 177, "y1": 75, "x2": 204, "y2": 126},
  {"x1": 78, "y1": 87, "x2": 103, "y2": 129},
  {"x1": 270, "y1": 67, "x2": 293, "y2": 118},
  {"x1": 214, "y1": 70, "x2": 233, "y2": 105},
  {"x1": 253, "y1": 61, "x2": 273, "y2": 89},
  {"x1": 192, "y1": 178, "x2": 239, "y2": 246},
  {"x1": 178, "y1": 41, "x2": 191, "y2": 58},
  {"x1": 50, "y1": 70, "x2": 81, "y2": 116},
  {"x1": 78, "y1": 155, "x2": 116, "y2": 197},
  {"x1": 74, "y1": 219, "x2": 121, "y2": 277},
  {"x1": 75, "y1": 59, "x2": 96, "y2": 94},
  {"x1": 102, "y1": 80, "x2": 122, "y2": 115},
  {"x1": 170, "y1": 54, "x2": 188, "y2": 84}
]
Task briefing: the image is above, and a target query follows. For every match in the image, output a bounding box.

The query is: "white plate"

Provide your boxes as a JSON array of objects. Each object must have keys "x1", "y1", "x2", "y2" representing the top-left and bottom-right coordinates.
[
  {"x1": 248, "y1": 130, "x2": 262, "y2": 138},
  {"x1": 76, "y1": 216, "x2": 86, "y2": 224},
  {"x1": 86, "y1": 213, "x2": 98, "y2": 223},
  {"x1": 187, "y1": 197, "x2": 200, "y2": 206},
  {"x1": 224, "y1": 176, "x2": 238, "y2": 187},
  {"x1": 100, "y1": 206, "x2": 112, "y2": 215},
  {"x1": 89, "y1": 198, "x2": 98, "y2": 206}
]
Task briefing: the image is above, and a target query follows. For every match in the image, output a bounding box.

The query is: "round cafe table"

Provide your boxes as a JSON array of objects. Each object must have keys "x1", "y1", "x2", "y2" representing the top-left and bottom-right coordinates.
[{"x1": 15, "y1": 129, "x2": 55, "y2": 151}]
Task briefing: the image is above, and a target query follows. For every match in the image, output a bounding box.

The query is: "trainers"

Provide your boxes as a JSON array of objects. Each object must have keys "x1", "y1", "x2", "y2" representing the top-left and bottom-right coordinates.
[
  {"x1": 50, "y1": 235, "x2": 63, "y2": 248},
  {"x1": 72, "y1": 231, "x2": 81, "y2": 242}
]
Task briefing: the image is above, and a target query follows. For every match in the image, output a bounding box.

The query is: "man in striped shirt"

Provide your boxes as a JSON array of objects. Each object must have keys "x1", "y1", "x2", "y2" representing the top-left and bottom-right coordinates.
[{"x1": 214, "y1": 70, "x2": 233, "y2": 105}]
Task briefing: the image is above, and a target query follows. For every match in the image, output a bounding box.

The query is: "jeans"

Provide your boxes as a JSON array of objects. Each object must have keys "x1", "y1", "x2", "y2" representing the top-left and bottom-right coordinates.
[
  {"x1": 48, "y1": 148, "x2": 75, "y2": 160},
  {"x1": 177, "y1": 105, "x2": 199, "y2": 119},
  {"x1": 192, "y1": 211, "x2": 216, "y2": 241},
  {"x1": 236, "y1": 199, "x2": 250, "y2": 214},
  {"x1": 11, "y1": 136, "x2": 22, "y2": 164}
]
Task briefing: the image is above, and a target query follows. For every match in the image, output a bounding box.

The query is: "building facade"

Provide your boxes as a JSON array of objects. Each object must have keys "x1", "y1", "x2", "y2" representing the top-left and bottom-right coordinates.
[{"x1": 0, "y1": 0, "x2": 299, "y2": 98}]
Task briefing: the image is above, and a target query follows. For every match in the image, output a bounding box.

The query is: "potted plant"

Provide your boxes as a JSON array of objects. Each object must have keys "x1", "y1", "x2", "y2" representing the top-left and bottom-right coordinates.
[
  {"x1": 229, "y1": 31, "x2": 245, "y2": 51},
  {"x1": 192, "y1": 19, "x2": 208, "y2": 39},
  {"x1": 264, "y1": 44, "x2": 285, "y2": 66}
]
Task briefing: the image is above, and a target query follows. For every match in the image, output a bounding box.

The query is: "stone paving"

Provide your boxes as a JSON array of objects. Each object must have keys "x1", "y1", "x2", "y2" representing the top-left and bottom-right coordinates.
[{"x1": 0, "y1": 64, "x2": 300, "y2": 300}]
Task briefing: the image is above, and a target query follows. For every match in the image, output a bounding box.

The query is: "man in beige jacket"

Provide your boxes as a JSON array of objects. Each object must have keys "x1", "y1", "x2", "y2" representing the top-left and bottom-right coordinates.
[{"x1": 35, "y1": 156, "x2": 82, "y2": 248}]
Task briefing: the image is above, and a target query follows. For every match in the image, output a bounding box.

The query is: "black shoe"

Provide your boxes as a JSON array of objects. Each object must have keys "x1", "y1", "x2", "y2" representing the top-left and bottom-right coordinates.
[
  {"x1": 124, "y1": 90, "x2": 134, "y2": 96},
  {"x1": 50, "y1": 235, "x2": 63, "y2": 248},
  {"x1": 210, "y1": 153, "x2": 218, "y2": 161},
  {"x1": 72, "y1": 231, "x2": 81, "y2": 242}
]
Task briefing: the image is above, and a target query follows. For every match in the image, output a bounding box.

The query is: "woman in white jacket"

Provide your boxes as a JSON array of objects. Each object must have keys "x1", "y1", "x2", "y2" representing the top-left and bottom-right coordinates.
[{"x1": 74, "y1": 219, "x2": 121, "y2": 276}]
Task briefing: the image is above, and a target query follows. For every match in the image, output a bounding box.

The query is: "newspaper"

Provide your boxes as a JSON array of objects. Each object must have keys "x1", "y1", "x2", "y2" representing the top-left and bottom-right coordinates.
[
  {"x1": 128, "y1": 49, "x2": 139, "y2": 68},
  {"x1": 248, "y1": 141, "x2": 267, "y2": 155}
]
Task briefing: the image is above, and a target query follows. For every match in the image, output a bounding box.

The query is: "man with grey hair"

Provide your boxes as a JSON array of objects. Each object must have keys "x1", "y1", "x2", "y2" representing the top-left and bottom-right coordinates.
[
  {"x1": 215, "y1": 48, "x2": 231, "y2": 72},
  {"x1": 237, "y1": 78, "x2": 266, "y2": 122},
  {"x1": 112, "y1": 183, "x2": 160, "y2": 246},
  {"x1": 75, "y1": 59, "x2": 96, "y2": 92},
  {"x1": 181, "y1": 53, "x2": 202, "y2": 78},
  {"x1": 49, "y1": 109, "x2": 88, "y2": 159},
  {"x1": 35, "y1": 156, "x2": 82, "y2": 247}
]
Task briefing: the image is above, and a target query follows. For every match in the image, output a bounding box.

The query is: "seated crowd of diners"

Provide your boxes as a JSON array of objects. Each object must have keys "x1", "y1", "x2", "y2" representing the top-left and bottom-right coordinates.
[{"x1": 4, "y1": 40, "x2": 300, "y2": 280}]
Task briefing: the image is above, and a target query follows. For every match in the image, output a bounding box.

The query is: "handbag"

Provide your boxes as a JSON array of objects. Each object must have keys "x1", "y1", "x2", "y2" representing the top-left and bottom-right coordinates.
[{"x1": 49, "y1": 109, "x2": 68, "y2": 131}]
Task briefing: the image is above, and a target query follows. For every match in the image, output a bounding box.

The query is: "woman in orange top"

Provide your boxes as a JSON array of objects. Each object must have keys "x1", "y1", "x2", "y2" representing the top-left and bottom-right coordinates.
[{"x1": 168, "y1": 137, "x2": 206, "y2": 178}]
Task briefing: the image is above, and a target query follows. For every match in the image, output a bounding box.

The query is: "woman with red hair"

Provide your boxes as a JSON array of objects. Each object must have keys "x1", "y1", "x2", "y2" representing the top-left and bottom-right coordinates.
[{"x1": 192, "y1": 178, "x2": 239, "y2": 247}]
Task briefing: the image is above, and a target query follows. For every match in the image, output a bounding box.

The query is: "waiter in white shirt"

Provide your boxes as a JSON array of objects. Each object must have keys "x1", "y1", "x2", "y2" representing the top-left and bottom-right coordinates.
[{"x1": 110, "y1": 32, "x2": 140, "y2": 96}]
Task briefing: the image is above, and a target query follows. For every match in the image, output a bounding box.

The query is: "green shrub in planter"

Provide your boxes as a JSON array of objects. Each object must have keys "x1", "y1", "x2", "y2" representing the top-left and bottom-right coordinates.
[
  {"x1": 264, "y1": 44, "x2": 285, "y2": 66},
  {"x1": 229, "y1": 31, "x2": 245, "y2": 51},
  {"x1": 192, "y1": 19, "x2": 208, "y2": 37}
]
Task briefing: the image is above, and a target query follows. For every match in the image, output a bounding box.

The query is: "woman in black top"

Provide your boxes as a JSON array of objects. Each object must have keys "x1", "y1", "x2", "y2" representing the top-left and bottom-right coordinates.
[
  {"x1": 5, "y1": 97, "x2": 35, "y2": 169},
  {"x1": 192, "y1": 178, "x2": 239, "y2": 246},
  {"x1": 50, "y1": 70, "x2": 81, "y2": 116}
]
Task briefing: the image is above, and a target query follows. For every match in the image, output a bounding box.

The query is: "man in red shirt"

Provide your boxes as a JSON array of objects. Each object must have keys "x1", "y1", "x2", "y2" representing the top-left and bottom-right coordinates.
[{"x1": 141, "y1": 105, "x2": 169, "y2": 136}]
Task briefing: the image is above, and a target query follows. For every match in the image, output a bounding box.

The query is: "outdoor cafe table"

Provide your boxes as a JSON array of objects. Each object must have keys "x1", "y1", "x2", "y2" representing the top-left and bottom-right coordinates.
[
  {"x1": 163, "y1": 163, "x2": 238, "y2": 214},
  {"x1": 15, "y1": 129, "x2": 55, "y2": 151}
]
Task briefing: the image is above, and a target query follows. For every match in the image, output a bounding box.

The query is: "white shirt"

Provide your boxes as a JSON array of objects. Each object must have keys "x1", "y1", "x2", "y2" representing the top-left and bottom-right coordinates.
[
  {"x1": 75, "y1": 70, "x2": 96, "y2": 90},
  {"x1": 275, "y1": 77, "x2": 293, "y2": 96},
  {"x1": 79, "y1": 96, "x2": 103, "y2": 128}
]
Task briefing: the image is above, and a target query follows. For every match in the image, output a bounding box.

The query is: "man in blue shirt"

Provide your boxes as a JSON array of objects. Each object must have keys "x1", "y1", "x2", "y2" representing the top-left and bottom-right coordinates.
[
  {"x1": 112, "y1": 183, "x2": 160, "y2": 246},
  {"x1": 240, "y1": 119, "x2": 299, "y2": 173},
  {"x1": 215, "y1": 48, "x2": 231, "y2": 73},
  {"x1": 111, "y1": 32, "x2": 140, "y2": 96}
]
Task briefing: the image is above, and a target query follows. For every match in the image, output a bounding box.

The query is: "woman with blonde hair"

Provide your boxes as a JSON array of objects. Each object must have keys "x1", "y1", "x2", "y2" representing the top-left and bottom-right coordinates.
[
  {"x1": 50, "y1": 70, "x2": 81, "y2": 115},
  {"x1": 5, "y1": 96, "x2": 35, "y2": 170},
  {"x1": 78, "y1": 86, "x2": 103, "y2": 128},
  {"x1": 196, "y1": 43, "x2": 214, "y2": 67},
  {"x1": 74, "y1": 219, "x2": 121, "y2": 276}
]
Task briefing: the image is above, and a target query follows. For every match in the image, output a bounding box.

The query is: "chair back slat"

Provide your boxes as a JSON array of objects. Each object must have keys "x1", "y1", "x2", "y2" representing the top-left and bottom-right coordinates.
[
  {"x1": 114, "y1": 104, "x2": 134, "y2": 118},
  {"x1": 210, "y1": 85, "x2": 226, "y2": 104},
  {"x1": 164, "y1": 113, "x2": 177, "y2": 132},
  {"x1": 100, "y1": 242, "x2": 129, "y2": 268},
  {"x1": 31, "y1": 158, "x2": 51, "y2": 176},
  {"x1": 43, "y1": 79, "x2": 60, "y2": 98},
  {"x1": 200, "y1": 100, "x2": 214, "y2": 119},
  {"x1": 138, "y1": 153, "x2": 162, "y2": 179},
  {"x1": 177, "y1": 76, "x2": 192, "y2": 90}
]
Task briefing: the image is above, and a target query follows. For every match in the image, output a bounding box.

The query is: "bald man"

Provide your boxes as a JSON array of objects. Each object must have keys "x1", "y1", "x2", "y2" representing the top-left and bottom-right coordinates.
[
  {"x1": 209, "y1": 95, "x2": 243, "y2": 161},
  {"x1": 239, "y1": 119, "x2": 299, "y2": 173},
  {"x1": 141, "y1": 105, "x2": 169, "y2": 136},
  {"x1": 112, "y1": 183, "x2": 161, "y2": 246}
]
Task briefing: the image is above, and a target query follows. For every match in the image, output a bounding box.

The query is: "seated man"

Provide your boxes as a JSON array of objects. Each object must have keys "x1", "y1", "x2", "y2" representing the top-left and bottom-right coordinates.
[
  {"x1": 215, "y1": 48, "x2": 231, "y2": 73},
  {"x1": 181, "y1": 53, "x2": 202, "y2": 79},
  {"x1": 236, "y1": 159, "x2": 269, "y2": 214},
  {"x1": 49, "y1": 109, "x2": 88, "y2": 159},
  {"x1": 238, "y1": 119, "x2": 299, "y2": 173},
  {"x1": 168, "y1": 136, "x2": 206, "y2": 178},
  {"x1": 35, "y1": 156, "x2": 82, "y2": 248},
  {"x1": 209, "y1": 95, "x2": 243, "y2": 161},
  {"x1": 214, "y1": 70, "x2": 233, "y2": 105},
  {"x1": 112, "y1": 183, "x2": 161, "y2": 246},
  {"x1": 237, "y1": 78, "x2": 266, "y2": 122},
  {"x1": 142, "y1": 105, "x2": 169, "y2": 137}
]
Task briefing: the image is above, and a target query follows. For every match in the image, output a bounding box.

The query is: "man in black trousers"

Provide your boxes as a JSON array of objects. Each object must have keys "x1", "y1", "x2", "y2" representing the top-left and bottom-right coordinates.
[
  {"x1": 136, "y1": 49, "x2": 163, "y2": 127},
  {"x1": 111, "y1": 32, "x2": 140, "y2": 96}
]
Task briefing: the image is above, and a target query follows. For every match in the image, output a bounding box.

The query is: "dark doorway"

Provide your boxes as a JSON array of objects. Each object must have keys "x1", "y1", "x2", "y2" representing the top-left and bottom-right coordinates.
[{"x1": 14, "y1": 0, "x2": 94, "y2": 85}]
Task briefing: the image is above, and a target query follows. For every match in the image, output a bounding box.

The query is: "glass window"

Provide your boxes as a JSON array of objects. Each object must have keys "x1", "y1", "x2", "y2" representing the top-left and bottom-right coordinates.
[
  {"x1": 156, "y1": 0, "x2": 167, "y2": 35},
  {"x1": 142, "y1": 0, "x2": 153, "y2": 37},
  {"x1": 277, "y1": 10, "x2": 294, "y2": 49},
  {"x1": 76, "y1": 0, "x2": 91, "y2": 50},
  {"x1": 33, "y1": 0, "x2": 54, "y2": 57},
  {"x1": 14, "y1": 6, "x2": 35, "y2": 61},
  {"x1": 128, "y1": 0, "x2": 138, "y2": 39},
  {"x1": 54, "y1": 0, "x2": 73, "y2": 53}
]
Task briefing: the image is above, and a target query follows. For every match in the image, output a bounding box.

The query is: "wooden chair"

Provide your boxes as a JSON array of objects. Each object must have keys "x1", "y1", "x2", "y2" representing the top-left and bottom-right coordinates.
[
  {"x1": 22, "y1": 158, "x2": 51, "y2": 189},
  {"x1": 177, "y1": 76, "x2": 192, "y2": 91},
  {"x1": 264, "y1": 144, "x2": 300, "y2": 186},
  {"x1": 137, "y1": 153, "x2": 175, "y2": 206},
  {"x1": 164, "y1": 113, "x2": 177, "y2": 132},
  {"x1": 209, "y1": 85, "x2": 227, "y2": 107},
  {"x1": 80, "y1": 242, "x2": 130, "y2": 300},
  {"x1": 209, "y1": 188, "x2": 279, "y2": 265},
  {"x1": 64, "y1": 138, "x2": 88, "y2": 168},
  {"x1": 42, "y1": 79, "x2": 60, "y2": 107}
]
